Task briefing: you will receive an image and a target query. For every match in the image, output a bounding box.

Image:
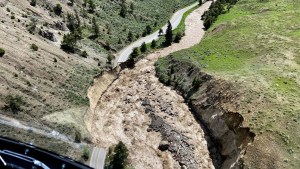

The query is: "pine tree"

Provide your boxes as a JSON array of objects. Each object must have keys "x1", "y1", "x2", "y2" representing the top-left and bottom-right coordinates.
[
  {"x1": 53, "y1": 4, "x2": 62, "y2": 16},
  {"x1": 127, "y1": 31, "x2": 133, "y2": 42},
  {"x1": 140, "y1": 42, "x2": 147, "y2": 53},
  {"x1": 164, "y1": 21, "x2": 173, "y2": 46},
  {"x1": 111, "y1": 142, "x2": 129, "y2": 169},
  {"x1": 92, "y1": 17, "x2": 99, "y2": 37},
  {"x1": 30, "y1": 0, "x2": 36, "y2": 6},
  {"x1": 129, "y1": 3, "x2": 134, "y2": 13},
  {"x1": 61, "y1": 33, "x2": 77, "y2": 53},
  {"x1": 131, "y1": 47, "x2": 139, "y2": 59},
  {"x1": 174, "y1": 32, "x2": 183, "y2": 43},
  {"x1": 199, "y1": 0, "x2": 202, "y2": 6},
  {"x1": 120, "y1": 1, "x2": 127, "y2": 18},
  {"x1": 151, "y1": 39, "x2": 157, "y2": 48},
  {"x1": 146, "y1": 25, "x2": 152, "y2": 34},
  {"x1": 88, "y1": 0, "x2": 96, "y2": 13}
]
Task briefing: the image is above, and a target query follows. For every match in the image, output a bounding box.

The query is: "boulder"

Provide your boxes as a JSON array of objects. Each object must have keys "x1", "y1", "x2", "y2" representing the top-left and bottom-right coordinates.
[
  {"x1": 39, "y1": 29, "x2": 57, "y2": 42},
  {"x1": 50, "y1": 21, "x2": 68, "y2": 31},
  {"x1": 158, "y1": 140, "x2": 169, "y2": 151}
]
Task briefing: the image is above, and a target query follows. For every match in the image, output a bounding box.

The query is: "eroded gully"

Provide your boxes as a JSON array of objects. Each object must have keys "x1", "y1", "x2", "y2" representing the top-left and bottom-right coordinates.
[{"x1": 87, "y1": 2, "x2": 215, "y2": 169}]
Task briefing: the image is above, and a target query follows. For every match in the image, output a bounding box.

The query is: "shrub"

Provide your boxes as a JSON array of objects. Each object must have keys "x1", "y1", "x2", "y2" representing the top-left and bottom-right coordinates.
[
  {"x1": 192, "y1": 77, "x2": 201, "y2": 89},
  {"x1": 0, "y1": 48, "x2": 5, "y2": 57},
  {"x1": 151, "y1": 39, "x2": 157, "y2": 48},
  {"x1": 81, "y1": 51, "x2": 88, "y2": 58},
  {"x1": 140, "y1": 42, "x2": 147, "y2": 53},
  {"x1": 31, "y1": 44, "x2": 38, "y2": 51},
  {"x1": 174, "y1": 32, "x2": 183, "y2": 43},
  {"x1": 5, "y1": 95, "x2": 22, "y2": 113},
  {"x1": 82, "y1": 146, "x2": 90, "y2": 161},
  {"x1": 75, "y1": 130, "x2": 82, "y2": 143},
  {"x1": 30, "y1": 0, "x2": 36, "y2": 6},
  {"x1": 53, "y1": 4, "x2": 62, "y2": 16},
  {"x1": 61, "y1": 33, "x2": 77, "y2": 53},
  {"x1": 11, "y1": 15, "x2": 15, "y2": 19}
]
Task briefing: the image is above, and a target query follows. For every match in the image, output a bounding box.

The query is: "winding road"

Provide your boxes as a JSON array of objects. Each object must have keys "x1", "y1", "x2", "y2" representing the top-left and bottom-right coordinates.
[{"x1": 115, "y1": 2, "x2": 199, "y2": 64}]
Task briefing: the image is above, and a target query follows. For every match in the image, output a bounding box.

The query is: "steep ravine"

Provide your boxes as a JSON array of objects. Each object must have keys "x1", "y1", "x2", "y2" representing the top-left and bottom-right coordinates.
[
  {"x1": 87, "y1": 2, "x2": 216, "y2": 169},
  {"x1": 155, "y1": 57, "x2": 256, "y2": 169}
]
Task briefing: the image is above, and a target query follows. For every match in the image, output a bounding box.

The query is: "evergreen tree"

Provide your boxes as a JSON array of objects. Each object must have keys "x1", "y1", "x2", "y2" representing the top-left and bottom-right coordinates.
[
  {"x1": 61, "y1": 33, "x2": 77, "y2": 53},
  {"x1": 199, "y1": 0, "x2": 202, "y2": 6},
  {"x1": 151, "y1": 39, "x2": 157, "y2": 48},
  {"x1": 164, "y1": 21, "x2": 173, "y2": 46},
  {"x1": 53, "y1": 4, "x2": 62, "y2": 16},
  {"x1": 146, "y1": 25, "x2": 152, "y2": 34},
  {"x1": 69, "y1": 0, "x2": 74, "y2": 6},
  {"x1": 92, "y1": 17, "x2": 99, "y2": 37},
  {"x1": 140, "y1": 42, "x2": 147, "y2": 53},
  {"x1": 131, "y1": 47, "x2": 139, "y2": 59},
  {"x1": 120, "y1": 1, "x2": 127, "y2": 18},
  {"x1": 174, "y1": 32, "x2": 183, "y2": 43},
  {"x1": 83, "y1": 0, "x2": 88, "y2": 7},
  {"x1": 88, "y1": 0, "x2": 96, "y2": 13},
  {"x1": 127, "y1": 31, "x2": 133, "y2": 42},
  {"x1": 111, "y1": 142, "x2": 129, "y2": 169},
  {"x1": 30, "y1": 0, "x2": 36, "y2": 6},
  {"x1": 129, "y1": 3, "x2": 134, "y2": 13},
  {"x1": 118, "y1": 38, "x2": 122, "y2": 44}
]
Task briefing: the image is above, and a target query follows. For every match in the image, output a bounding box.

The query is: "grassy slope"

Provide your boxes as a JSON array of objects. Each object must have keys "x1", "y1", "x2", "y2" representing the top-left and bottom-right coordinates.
[{"x1": 157, "y1": 0, "x2": 300, "y2": 168}]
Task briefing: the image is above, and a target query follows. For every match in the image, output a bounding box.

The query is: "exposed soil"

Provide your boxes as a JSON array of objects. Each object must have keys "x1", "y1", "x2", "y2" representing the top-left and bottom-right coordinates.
[{"x1": 88, "y1": 2, "x2": 215, "y2": 169}]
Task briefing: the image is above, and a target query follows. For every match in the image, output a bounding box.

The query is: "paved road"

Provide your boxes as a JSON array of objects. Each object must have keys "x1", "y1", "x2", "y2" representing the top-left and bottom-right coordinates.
[
  {"x1": 89, "y1": 147, "x2": 106, "y2": 169},
  {"x1": 115, "y1": 2, "x2": 199, "y2": 64}
]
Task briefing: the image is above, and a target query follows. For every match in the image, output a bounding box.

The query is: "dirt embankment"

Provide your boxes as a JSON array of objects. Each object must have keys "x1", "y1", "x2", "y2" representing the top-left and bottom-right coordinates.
[
  {"x1": 155, "y1": 57, "x2": 256, "y2": 169},
  {"x1": 87, "y1": 2, "x2": 215, "y2": 169}
]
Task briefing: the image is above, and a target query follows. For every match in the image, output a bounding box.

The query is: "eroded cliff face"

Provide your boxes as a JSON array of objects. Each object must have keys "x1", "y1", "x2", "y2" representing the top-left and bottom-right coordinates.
[{"x1": 155, "y1": 56, "x2": 255, "y2": 169}]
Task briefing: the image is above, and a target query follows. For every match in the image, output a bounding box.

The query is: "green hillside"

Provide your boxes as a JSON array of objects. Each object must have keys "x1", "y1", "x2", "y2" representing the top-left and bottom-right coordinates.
[{"x1": 156, "y1": 0, "x2": 300, "y2": 168}]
